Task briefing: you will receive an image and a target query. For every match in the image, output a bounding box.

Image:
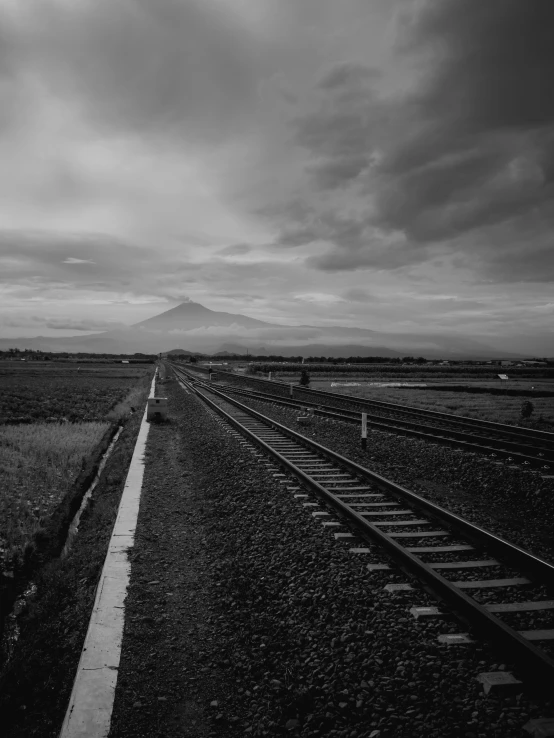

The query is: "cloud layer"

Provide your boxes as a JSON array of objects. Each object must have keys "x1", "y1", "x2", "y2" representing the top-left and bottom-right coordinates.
[
  {"x1": 0, "y1": 0, "x2": 552, "y2": 352},
  {"x1": 284, "y1": 0, "x2": 554, "y2": 284}
]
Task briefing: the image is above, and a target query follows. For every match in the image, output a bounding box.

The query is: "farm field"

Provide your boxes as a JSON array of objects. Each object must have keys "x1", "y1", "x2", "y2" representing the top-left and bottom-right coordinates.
[
  {"x1": 311, "y1": 380, "x2": 554, "y2": 428},
  {"x1": 0, "y1": 362, "x2": 154, "y2": 576},
  {"x1": 0, "y1": 422, "x2": 110, "y2": 571},
  {"x1": 275, "y1": 371, "x2": 554, "y2": 385},
  {"x1": 0, "y1": 362, "x2": 151, "y2": 424},
  {"x1": 254, "y1": 362, "x2": 554, "y2": 381}
]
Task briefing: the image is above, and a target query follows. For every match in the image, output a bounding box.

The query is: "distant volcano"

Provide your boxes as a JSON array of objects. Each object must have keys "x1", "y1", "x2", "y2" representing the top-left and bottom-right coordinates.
[
  {"x1": 134, "y1": 300, "x2": 274, "y2": 331},
  {"x1": 0, "y1": 300, "x2": 529, "y2": 358}
]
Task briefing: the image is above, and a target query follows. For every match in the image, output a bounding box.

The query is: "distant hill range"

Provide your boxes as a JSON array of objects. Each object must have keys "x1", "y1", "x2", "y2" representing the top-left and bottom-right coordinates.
[
  {"x1": 0, "y1": 300, "x2": 543, "y2": 359},
  {"x1": 165, "y1": 348, "x2": 194, "y2": 356},
  {"x1": 210, "y1": 343, "x2": 403, "y2": 359}
]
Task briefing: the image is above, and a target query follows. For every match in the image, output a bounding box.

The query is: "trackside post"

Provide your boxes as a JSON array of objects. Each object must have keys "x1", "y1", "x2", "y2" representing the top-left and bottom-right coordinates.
[{"x1": 361, "y1": 412, "x2": 367, "y2": 450}]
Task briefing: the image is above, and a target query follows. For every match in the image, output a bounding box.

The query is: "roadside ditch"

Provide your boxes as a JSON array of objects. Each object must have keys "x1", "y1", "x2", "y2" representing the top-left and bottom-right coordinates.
[{"x1": 0, "y1": 386, "x2": 150, "y2": 738}]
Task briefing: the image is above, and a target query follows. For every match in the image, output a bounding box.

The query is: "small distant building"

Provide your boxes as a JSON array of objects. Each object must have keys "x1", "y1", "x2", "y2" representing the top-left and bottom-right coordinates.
[
  {"x1": 497, "y1": 374, "x2": 509, "y2": 381},
  {"x1": 500, "y1": 360, "x2": 513, "y2": 366}
]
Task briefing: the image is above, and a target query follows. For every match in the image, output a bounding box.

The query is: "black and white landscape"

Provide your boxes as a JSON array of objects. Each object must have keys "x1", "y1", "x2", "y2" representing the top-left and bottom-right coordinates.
[{"x1": 3, "y1": 5, "x2": 554, "y2": 738}]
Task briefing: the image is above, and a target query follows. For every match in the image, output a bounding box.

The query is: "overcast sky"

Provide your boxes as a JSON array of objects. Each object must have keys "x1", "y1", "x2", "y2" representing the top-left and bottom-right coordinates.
[{"x1": 1, "y1": 0, "x2": 553, "y2": 353}]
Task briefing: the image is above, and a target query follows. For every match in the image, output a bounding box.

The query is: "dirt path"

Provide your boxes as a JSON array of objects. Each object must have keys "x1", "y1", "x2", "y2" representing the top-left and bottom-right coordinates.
[{"x1": 109, "y1": 387, "x2": 224, "y2": 736}]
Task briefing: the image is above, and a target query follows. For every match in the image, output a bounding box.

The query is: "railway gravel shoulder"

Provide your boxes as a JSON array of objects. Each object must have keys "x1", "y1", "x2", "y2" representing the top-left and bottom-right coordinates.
[
  {"x1": 108, "y1": 379, "x2": 552, "y2": 738},
  {"x1": 232, "y1": 396, "x2": 554, "y2": 566}
]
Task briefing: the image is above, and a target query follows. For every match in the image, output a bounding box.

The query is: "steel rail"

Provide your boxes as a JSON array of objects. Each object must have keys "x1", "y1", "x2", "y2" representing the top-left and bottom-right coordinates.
[
  {"x1": 186, "y1": 376, "x2": 554, "y2": 579},
  {"x1": 174, "y1": 370, "x2": 554, "y2": 684},
  {"x1": 208, "y1": 368, "x2": 554, "y2": 446},
  {"x1": 211, "y1": 383, "x2": 553, "y2": 466},
  {"x1": 175, "y1": 365, "x2": 552, "y2": 465}
]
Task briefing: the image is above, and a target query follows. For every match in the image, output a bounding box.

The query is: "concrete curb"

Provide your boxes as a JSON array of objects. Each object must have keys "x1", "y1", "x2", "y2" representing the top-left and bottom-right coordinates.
[{"x1": 59, "y1": 371, "x2": 157, "y2": 737}]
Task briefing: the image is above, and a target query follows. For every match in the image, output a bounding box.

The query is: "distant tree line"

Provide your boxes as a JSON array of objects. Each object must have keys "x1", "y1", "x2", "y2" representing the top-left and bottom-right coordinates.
[
  {"x1": 0, "y1": 349, "x2": 156, "y2": 363},
  {"x1": 247, "y1": 362, "x2": 554, "y2": 376},
  {"x1": 171, "y1": 353, "x2": 428, "y2": 364}
]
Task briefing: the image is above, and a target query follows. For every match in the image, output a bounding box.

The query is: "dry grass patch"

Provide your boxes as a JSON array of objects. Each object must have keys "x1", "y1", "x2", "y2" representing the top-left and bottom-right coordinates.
[
  {"x1": 0, "y1": 422, "x2": 109, "y2": 570},
  {"x1": 318, "y1": 384, "x2": 554, "y2": 427}
]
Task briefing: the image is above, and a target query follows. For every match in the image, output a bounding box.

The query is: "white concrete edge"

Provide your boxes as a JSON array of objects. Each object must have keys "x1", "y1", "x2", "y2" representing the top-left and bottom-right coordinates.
[{"x1": 59, "y1": 369, "x2": 157, "y2": 738}]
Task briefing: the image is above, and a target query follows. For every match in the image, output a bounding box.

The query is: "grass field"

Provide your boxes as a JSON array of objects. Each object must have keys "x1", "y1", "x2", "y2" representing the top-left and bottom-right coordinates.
[
  {"x1": 0, "y1": 362, "x2": 151, "y2": 424},
  {"x1": 310, "y1": 380, "x2": 554, "y2": 428},
  {"x1": 0, "y1": 362, "x2": 154, "y2": 574},
  {"x1": 260, "y1": 362, "x2": 554, "y2": 380},
  {"x1": 0, "y1": 423, "x2": 110, "y2": 570}
]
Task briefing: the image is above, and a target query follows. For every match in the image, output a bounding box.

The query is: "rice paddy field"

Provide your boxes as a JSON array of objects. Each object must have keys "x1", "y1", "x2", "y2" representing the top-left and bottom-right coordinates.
[
  {"x1": 0, "y1": 363, "x2": 151, "y2": 424},
  {"x1": 0, "y1": 422, "x2": 110, "y2": 570},
  {"x1": 0, "y1": 362, "x2": 154, "y2": 572},
  {"x1": 310, "y1": 379, "x2": 554, "y2": 428}
]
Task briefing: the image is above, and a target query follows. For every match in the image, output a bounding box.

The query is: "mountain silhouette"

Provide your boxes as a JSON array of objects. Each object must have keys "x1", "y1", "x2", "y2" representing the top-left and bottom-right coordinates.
[
  {"x1": 0, "y1": 300, "x2": 533, "y2": 358},
  {"x1": 134, "y1": 300, "x2": 274, "y2": 331}
]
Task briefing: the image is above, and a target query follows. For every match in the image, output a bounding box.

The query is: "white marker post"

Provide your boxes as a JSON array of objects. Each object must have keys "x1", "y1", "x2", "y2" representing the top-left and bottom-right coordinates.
[
  {"x1": 290, "y1": 383, "x2": 294, "y2": 398},
  {"x1": 269, "y1": 372, "x2": 272, "y2": 380},
  {"x1": 361, "y1": 412, "x2": 367, "y2": 450}
]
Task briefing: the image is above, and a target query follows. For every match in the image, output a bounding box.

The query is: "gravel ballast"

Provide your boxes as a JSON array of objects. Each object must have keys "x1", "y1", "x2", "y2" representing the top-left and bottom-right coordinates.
[
  {"x1": 106, "y1": 378, "x2": 553, "y2": 738},
  {"x1": 230, "y1": 393, "x2": 554, "y2": 564}
]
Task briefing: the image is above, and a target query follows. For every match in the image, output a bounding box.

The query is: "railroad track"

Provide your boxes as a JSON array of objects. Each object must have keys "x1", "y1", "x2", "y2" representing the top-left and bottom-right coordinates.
[
  {"x1": 217, "y1": 383, "x2": 554, "y2": 469},
  {"x1": 180, "y1": 367, "x2": 554, "y2": 470},
  {"x1": 172, "y1": 365, "x2": 554, "y2": 688}
]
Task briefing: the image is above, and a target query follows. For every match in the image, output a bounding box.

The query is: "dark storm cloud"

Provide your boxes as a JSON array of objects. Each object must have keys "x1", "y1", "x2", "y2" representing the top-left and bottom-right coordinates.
[
  {"x1": 399, "y1": 0, "x2": 554, "y2": 133},
  {"x1": 3, "y1": 0, "x2": 259, "y2": 144},
  {"x1": 466, "y1": 218, "x2": 554, "y2": 284},
  {"x1": 294, "y1": 62, "x2": 386, "y2": 192},
  {"x1": 291, "y1": 0, "x2": 554, "y2": 281},
  {"x1": 278, "y1": 210, "x2": 368, "y2": 250},
  {"x1": 373, "y1": 0, "x2": 554, "y2": 245},
  {"x1": 307, "y1": 239, "x2": 424, "y2": 273}
]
